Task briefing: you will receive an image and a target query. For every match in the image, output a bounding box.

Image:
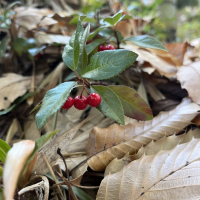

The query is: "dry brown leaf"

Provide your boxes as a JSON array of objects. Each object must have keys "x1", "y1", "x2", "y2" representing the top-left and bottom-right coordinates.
[
  {"x1": 115, "y1": 20, "x2": 132, "y2": 38},
  {"x1": 165, "y1": 42, "x2": 188, "y2": 63},
  {"x1": 104, "y1": 129, "x2": 200, "y2": 176},
  {"x1": 0, "y1": 73, "x2": 42, "y2": 110},
  {"x1": 97, "y1": 138, "x2": 200, "y2": 200},
  {"x1": 33, "y1": 118, "x2": 88, "y2": 175},
  {"x1": 177, "y1": 61, "x2": 200, "y2": 104},
  {"x1": 122, "y1": 43, "x2": 177, "y2": 77},
  {"x1": 86, "y1": 98, "x2": 200, "y2": 171},
  {"x1": 3, "y1": 140, "x2": 35, "y2": 200}
]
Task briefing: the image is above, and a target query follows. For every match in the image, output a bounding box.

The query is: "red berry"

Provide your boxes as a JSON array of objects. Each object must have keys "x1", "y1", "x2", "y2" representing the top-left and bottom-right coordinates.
[
  {"x1": 86, "y1": 39, "x2": 93, "y2": 44},
  {"x1": 98, "y1": 45, "x2": 107, "y2": 52},
  {"x1": 35, "y1": 53, "x2": 41, "y2": 58},
  {"x1": 87, "y1": 93, "x2": 101, "y2": 107},
  {"x1": 106, "y1": 44, "x2": 115, "y2": 50},
  {"x1": 98, "y1": 44, "x2": 115, "y2": 52},
  {"x1": 62, "y1": 96, "x2": 74, "y2": 109},
  {"x1": 74, "y1": 95, "x2": 88, "y2": 110}
]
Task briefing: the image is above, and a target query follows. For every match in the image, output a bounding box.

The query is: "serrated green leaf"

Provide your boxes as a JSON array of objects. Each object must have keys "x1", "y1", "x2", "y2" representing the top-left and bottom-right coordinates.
[
  {"x1": 87, "y1": 26, "x2": 108, "y2": 41},
  {"x1": 108, "y1": 85, "x2": 153, "y2": 120},
  {"x1": 91, "y1": 86, "x2": 124, "y2": 125},
  {"x1": 0, "y1": 166, "x2": 3, "y2": 177},
  {"x1": 0, "y1": 139, "x2": 11, "y2": 164},
  {"x1": 36, "y1": 82, "x2": 77, "y2": 129},
  {"x1": 124, "y1": 35, "x2": 167, "y2": 51},
  {"x1": 62, "y1": 21, "x2": 89, "y2": 74},
  {"x1": 0, "y1": 92, "x2": 34, "y2": 116},
  {"x1": 74, "y1": 21, "x2": 83, "y2": 69},
  {"x1": 103, "y1": 10, "x2": 124, "y2": 26},
  {"x1": 82, "y1": 49, "x2": 138, "y2": 80},
  {"x1": 0, "y1": 37, "x2": 7, "y2": 59},
  {"x1": 85, "y1": 39, "x2": 106, "y2": 55},
  {"x1": 77, "y1": 24, "x2": 90, "y2": 75}
]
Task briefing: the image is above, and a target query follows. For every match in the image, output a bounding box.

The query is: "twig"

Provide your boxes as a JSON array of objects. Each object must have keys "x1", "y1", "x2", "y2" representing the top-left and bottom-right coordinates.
[
  {"x1": 57, "y1": 148, "x2": 70, "y2": 200},
  {"x1": 42, "y1": 153, "x2": 63, "y2": 198}
]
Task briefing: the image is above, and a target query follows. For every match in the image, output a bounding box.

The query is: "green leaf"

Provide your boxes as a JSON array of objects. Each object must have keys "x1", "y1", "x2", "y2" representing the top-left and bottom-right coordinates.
[
  {"x1": 0, "y1": 187, "x2": 4, "y2": 200},
  {"x1": 85, "y1": 39, "x2": 106, "y2": 55},
  {"x1": 0, "y1": 92, "x2": 34, "y2": 116},
  {"x1": 98, "y1": 28, "x2": 124, "y2": 42},
  {"x1": 64, "y1": 71, "x2": 76, "y2": 81},
  {"x1": 62, "y1": 21, "x2": 89, "y2": 74},
  {"x1": 87, "y1": 26, "x2": 108, "y2": 41},
  {"x1": 82, "y1": 49, "x2": 138, "y2": 80},
  {"x1": 0, "y1": 37, "x2": 7, "y2": 59},
  {"x1": 26, "y1": 130, "x2": 59, "y2": 165},
  {"x1": 103, "y1": 10, "x2": 125, "y2": 26},
  {"x1": 46, "y1": 173, "x2": 94, "y2": 200},
  {"x1": 36, "y1": 82, "x2": 77, "y2": 129},
  {"x1": 78, "y1": 23, "x2": 90, "y2": 74},
  {"x1": 0, "y1": 139, "x2": 11, "y2": 164},
  {"x1": 108, "y1": 86, "x2": 153, "y2": 120},
  {"x1": 74, "y1": 21, "x2": 83, "y2": 69},
  {"x1": 4, "y1": 1, "x2": 21, "y2": 18},
  {"x1": 91, "y1": 86, "x2": 124, "y2": 125},
  {"x1": 119, "y1": 14, "x2": 133, "y2": 21},
  {"x1": 0, "y1": 166, "x2": 3, "y2": 177},
  {"x1": 124, "y1": 35, "x2": 167, "y2": 51}
]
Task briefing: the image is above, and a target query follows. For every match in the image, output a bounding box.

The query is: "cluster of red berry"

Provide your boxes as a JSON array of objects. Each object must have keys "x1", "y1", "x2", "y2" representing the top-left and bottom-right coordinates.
[
  {"x1": 98, "y1": 44, "x2": 115, "y2": 51},
  {"x1": 62, "y1": 93, "x2": 101, "y2": 110}
]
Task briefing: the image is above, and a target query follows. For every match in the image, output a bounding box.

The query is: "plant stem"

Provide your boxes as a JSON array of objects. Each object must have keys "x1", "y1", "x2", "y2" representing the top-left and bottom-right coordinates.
[{"x1": 113, "y1": 28, "x2": 120, "y2": 49}]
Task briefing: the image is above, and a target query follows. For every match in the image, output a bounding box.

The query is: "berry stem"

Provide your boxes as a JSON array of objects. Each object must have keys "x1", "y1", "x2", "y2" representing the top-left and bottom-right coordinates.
[{"x1": 105, "y1": 34, "x2": 115, "y2": 44}]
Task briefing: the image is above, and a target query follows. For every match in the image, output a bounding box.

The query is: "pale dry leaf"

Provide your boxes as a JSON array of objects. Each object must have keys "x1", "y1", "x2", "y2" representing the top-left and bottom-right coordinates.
[
  {"x1": 14, "y1": 7, "x2": 56, "y2": 30},
  {"x1": 104, "y1": 129, "x2": 200, "y2": 176},
  {"x1": 122, "y1": 43, "x2": 177, "y2": 77},
  {"x1": 177, "y1": 61, "x2": 200, "y2": 104},
  {"x1": 33, "y1": 118, "x2": 88, "y2": 175},
  {"x1": 97, "y1": 138, "x2": 200, "y2": 200},
  {"x1": 24, "y1": 114, "x2": 40, "y2": 141},
  {"x1": 86, "y1": 98, "x2": 200, "y2": 171},
  {"x1": 6, "y1": 119, "x2": 19, "y2": 145},
  {"x1": 0, "y1": 73, "x2": 42, "y2": 110},
  {"x1": 46, "y1": 62, "x2": 65, "y2": 91},
  {"x1": 35, "y1": 32, "x2": 70, "y2": 44},
  {"x1": 3, "y1": 140, "x2": 35, "y2": 200}
]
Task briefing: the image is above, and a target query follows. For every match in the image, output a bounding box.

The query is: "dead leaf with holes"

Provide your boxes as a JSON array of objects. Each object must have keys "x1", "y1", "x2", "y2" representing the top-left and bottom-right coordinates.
[
  {"x1": 0, "y1": 73, "x2": 42, "y2": 110},
  {"x1": 97, "y1": 137, "x2": 200, "y2": 200},
  {"x1": 177, "y1": 61, "x2": 200, "y2": 104},
  {"x1": 86, "y1": 98, "x2": 200, "y2": 171}
]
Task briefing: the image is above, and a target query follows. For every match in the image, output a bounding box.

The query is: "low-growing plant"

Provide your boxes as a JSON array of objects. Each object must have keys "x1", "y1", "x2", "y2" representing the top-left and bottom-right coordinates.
[{"x1": 34, "y1": 10, "x2": 167, "y2": 129}]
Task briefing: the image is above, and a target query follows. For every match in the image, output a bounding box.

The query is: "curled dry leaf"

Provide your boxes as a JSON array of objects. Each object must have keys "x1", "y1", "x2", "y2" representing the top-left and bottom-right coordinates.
[
  {"x1": 18, "y1": 175, "x2": 49, "y2": 200},
  {"x1": 3, "y1": 140, "x2": 35, "y2": 200},
  {"x1": 177, "y1": 61, "x2": 200, "y2": 104},
  {"x1": 0, "y1": 73, "x2": 42, "y2": 110},
  {"x1": 97, "y1": 138, "x2": 200, "y2": 200},
  {"x1": 33, "y1": 118, "x2": 88, "y2": 175},
  {"x1": 86, "y1": 98, "x2": 200, "y2": 171},
  {"x1": 104, "y1": 128, "x2": 200, "y2": 176}
]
